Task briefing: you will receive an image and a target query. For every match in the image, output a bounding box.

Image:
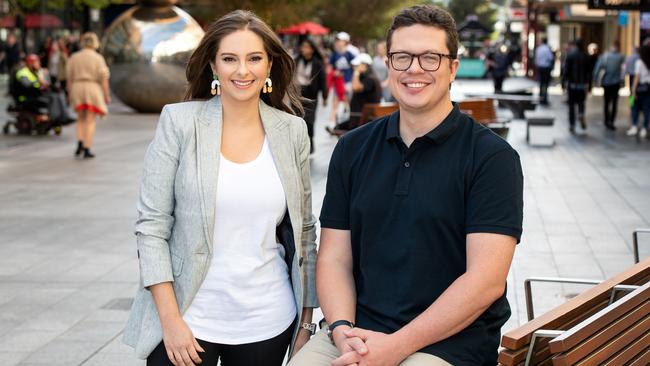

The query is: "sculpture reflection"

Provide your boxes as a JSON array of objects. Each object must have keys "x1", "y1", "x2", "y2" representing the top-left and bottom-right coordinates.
[{"x1": 103, "y1": 0, "x2": 204, "y2": 112}]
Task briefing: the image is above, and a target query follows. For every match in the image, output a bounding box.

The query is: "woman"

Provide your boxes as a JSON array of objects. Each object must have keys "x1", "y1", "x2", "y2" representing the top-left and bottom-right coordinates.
[
  {"x1": 66, "y1": 32, "x2": 110, "y2": 158},
  {"x1": 122, "y1": 10, "x2": 318, "y2": 366},
  {"x1": 628, "y1": 43, "x2": 650, "y2": 139},
  {"x1": 295, "y1": 38, "x2": 327, "y2": 153}
]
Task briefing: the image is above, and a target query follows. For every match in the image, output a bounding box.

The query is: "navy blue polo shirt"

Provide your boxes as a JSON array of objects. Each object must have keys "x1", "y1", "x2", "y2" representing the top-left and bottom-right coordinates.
[{"x1": 319, "y1": 104, "x2": 524, "y2": 366}]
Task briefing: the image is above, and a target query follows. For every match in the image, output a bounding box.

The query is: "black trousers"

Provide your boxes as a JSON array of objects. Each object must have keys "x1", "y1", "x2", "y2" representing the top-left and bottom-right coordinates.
[
  {"x1": 568, "y1": 87, "x2": 586, "y2": 127},
  {"x1": 602, "y1": 84, "x2": 620, "y2": 126},
  {"x1": 300, "y1": 86, "x2": 317, "y2": 153},
  {"x1": 147, "y1": 323, "x2": 293, "y2": 366},
  {"x1": 538, "y1": 67, "x2": 552, "y2": 103},
  {"x1": 493, "y1": 76, "x2": 505, "y2": 92}
]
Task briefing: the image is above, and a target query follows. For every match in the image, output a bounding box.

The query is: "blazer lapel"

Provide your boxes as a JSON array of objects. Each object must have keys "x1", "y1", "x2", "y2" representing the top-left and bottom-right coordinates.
[
  {"x1": 195, "y1": 97, "x2": 222, "y2": 254},
  {"x1": 260, "y1": 102, "x2": 298, "y2": 222}
]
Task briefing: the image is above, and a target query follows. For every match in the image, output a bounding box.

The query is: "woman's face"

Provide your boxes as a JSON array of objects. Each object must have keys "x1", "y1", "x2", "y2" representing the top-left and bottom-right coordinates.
[
  {"x1": 300, "y1": 42, "x2": 314, "y2": 58},
  {"x1": 212, "y1": 29, "x2": 272, "y2": 103}
]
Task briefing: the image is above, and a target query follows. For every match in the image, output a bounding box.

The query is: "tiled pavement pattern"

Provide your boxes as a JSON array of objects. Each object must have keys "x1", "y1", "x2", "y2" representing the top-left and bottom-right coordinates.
[{"x1": 1, "y1": 77, "x2": 649, "y2": 365}]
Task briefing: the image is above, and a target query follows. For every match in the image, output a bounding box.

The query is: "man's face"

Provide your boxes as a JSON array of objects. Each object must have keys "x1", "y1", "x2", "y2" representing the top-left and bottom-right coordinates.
[{"x1": 387, "y1": 24, "x2": 458, "y2": 113}]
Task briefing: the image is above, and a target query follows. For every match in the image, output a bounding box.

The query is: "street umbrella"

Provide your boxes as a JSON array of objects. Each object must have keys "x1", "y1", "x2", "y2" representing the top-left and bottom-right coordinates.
[{"x1": 277, "y1": 21, "x2": 329, "y2": 35}]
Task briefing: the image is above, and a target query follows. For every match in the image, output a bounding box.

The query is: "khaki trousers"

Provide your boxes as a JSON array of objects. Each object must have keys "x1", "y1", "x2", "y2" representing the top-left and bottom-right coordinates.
[{"x1": 288, "y1": 328, "x2": 452, "y2": 366}]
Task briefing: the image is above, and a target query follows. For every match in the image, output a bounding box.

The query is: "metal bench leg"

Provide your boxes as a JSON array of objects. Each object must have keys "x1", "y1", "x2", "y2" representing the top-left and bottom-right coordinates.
[
  {"x1": 525, "y1": 330, "x2": 565, "y2": 366},
  {"x1": 633, "y1": 228, "x2": 650, "y2": 264}
]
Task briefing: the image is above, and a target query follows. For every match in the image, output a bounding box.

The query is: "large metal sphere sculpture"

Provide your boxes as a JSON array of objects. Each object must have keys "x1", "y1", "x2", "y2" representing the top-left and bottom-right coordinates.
[{"x1": 103, "y1": 0, "x2": 204, "y2": 112}]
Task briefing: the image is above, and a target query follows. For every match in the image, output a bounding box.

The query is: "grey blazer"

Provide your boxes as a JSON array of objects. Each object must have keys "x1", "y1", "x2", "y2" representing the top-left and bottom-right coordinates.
[{"x1": 122, "y1": 97, "x2": 318, "y2": 359}]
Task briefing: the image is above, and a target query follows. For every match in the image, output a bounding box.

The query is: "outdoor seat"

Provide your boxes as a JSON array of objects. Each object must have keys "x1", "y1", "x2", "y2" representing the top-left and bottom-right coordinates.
[
  {"x1": 329, "y1": 102, "x2": 399, "y2": 138},
  {"x1": 458, "y1": 98, "x2": 510, "y2": 138},
  {"x1": 497, "y1": 256, "x2": 650, "y2": 366}
]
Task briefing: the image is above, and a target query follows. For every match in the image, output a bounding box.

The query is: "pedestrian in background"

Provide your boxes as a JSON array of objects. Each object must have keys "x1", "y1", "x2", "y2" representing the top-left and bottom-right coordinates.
[
  {"x1": 535, "y1": 38, "x2": 554, "y2": 105},
  {"x1": 4, "y1": 34, "x2": 22, "y2": 74},
  {"x1": 627, "y1": 43, "x2": 650, "y2": 139},
  {"x1": 586, "y1": 43, "x2": 600, "y2": 91},
  {"x1": 625, "y1": 46, "x2": 639, "y2": 92},
  {"x1": 296, "y1": 38, "x2": 328, "y2": 153},
  {"x1": 562, "y1": 39, "x2": 590, "y2": 133},
  {"x1": 373, "y1": 41, "x2": 392, "y2": 102},
  {"x1": 328, "y1": 32, "x2": 355, "y2": 124},
  {"x1": 489, "y1": 44, "x2": 510, "y2": 93},
  {"x1": 592, "y1": 40, "x2": 625, "y2": 130},
  {"x1": 122, "y1": 9, "x2": 318, "y2": 366},
  {"x1": 66, "y1": 32, "x2": 110, "y2": 159}
]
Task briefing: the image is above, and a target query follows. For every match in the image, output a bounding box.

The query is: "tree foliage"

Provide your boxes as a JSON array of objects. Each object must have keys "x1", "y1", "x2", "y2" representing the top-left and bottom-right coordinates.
[
  {"x1": 444, "y1": 0, "x2": 496, "y2": 29},
  {"x1": 182, "y1": 0, "x2": 423, "y2": 40}
]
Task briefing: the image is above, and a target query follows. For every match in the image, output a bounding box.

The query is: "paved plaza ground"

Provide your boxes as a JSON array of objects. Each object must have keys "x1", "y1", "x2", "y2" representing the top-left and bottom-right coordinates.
[{"x1": 1, "y1": 77, "x2": 649, "y2": 365}]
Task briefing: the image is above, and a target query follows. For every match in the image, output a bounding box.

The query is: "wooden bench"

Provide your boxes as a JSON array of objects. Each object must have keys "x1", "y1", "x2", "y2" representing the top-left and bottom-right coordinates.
[
  {"x1": 358, "y1": 102, "x2": 399, "y2": 127},
  {"x1": 458, "y1": 98, "x2": 510, "y2": 138},
  {"x1": 330, "y1": 102, "x2": 399, "y2": 137},
  {"x1": 497, "y1": 256, "x2": 650, "y2": 366},
  {"x1": 465, "y1": 92, "x2": 538, "y2": 119}
]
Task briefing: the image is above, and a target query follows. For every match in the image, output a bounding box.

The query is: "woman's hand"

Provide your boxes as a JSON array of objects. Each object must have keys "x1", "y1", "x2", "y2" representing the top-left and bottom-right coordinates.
[
  {"x1": 104, "y1": 94, "x2": 111, "y2": 104},
  {"x1": 160, "y1": 315, "x2": 204, "y2": 366}
]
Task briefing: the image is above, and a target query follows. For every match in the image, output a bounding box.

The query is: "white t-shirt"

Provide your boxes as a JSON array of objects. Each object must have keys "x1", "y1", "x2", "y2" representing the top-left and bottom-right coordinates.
[
  {"x1": 635, "y1": 59, "x2": 650, "y2": 85},
  {"x1": 183, "y1": 138, "x2": 296, "y2": 344}
]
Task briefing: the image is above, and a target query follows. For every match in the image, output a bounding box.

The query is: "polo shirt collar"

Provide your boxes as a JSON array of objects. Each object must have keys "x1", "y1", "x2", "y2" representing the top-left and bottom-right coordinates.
[{"x1": 386, "y1": 102, "x2": 461, "y2": 144}]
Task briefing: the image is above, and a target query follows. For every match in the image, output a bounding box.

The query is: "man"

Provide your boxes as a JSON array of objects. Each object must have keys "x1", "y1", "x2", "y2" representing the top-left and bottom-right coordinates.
[
  {"x1": 373, "y1": 41, "x2": 393, "y2": 102},
  {"x1": 535, "y1": 38, "x2": 554, "y2": 105},
  {"x1": 14, "y1": 54, "x2": 49, "y2": 109},
  {"x1": 593, "y1": 41, "x2": 625, "y2": 130},
  {"x1": 562, "y1": 39, "x2": 590, "y2": 134},
  {"x1": 489, "y1": 44, "x2": 510, "y2": 92},
  {"x1": 290, "y1": 5, "x2": 523, "y2": 366}
]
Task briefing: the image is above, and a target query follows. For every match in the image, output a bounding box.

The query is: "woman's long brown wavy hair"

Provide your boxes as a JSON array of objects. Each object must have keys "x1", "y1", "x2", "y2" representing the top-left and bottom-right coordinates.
[{"x1": 184, "y1": 10, "x2": 303, "y2": 116}]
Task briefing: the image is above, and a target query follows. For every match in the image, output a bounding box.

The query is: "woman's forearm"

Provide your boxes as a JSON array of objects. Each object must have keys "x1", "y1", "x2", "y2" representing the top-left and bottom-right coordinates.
[{"x1": 149, "y1": 281, "x2": 181, "y2": 324}]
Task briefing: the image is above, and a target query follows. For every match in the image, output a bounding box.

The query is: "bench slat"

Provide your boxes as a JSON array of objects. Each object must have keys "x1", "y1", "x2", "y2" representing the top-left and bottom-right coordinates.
[
  {"x1": 498, "y1": 299, "x2": 610, "y2": 366},
  {"x1": 583, "y1": 329, "x2": 650, "y2": 366},
  {"x1": 626, "y1": 346, "x2": 650, "y2": 366},
  {"x1": 501, "y1": 257, "x2": 650, "y2": 350},
  {"x1": 548, "y1": 283, "x2": 650, "y2": 352},
  {"x1": 548, "y1": 300, "x2": 649, "y2": 364},
  {"x1": 552, "y1": 313, "x2": 650, "y2": 366}
]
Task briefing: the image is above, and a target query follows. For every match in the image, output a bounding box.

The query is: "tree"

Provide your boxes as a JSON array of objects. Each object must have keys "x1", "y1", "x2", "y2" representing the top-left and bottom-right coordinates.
[{"x1": 445, "y1": 0, "x2": 496, "y2": 29}]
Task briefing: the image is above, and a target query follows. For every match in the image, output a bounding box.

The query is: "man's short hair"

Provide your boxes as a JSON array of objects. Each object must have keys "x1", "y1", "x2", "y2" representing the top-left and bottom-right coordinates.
[{"x1": 386, "y1": 5, "x2": 459, "y2": 59}]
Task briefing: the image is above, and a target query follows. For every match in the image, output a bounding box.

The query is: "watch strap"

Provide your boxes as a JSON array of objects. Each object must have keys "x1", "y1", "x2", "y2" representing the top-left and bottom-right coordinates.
[{"x1": 327, "y1": 320, "x2": 354, "y2": 341}]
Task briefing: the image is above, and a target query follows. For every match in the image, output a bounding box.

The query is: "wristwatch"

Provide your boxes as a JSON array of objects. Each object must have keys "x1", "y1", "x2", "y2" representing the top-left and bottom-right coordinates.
[
  {"x1": 327, "y1": 320, "x2": 354, "y2": 342},
  {"x1": 300, "y1": 322, "x2": 317, "y2": 335}
]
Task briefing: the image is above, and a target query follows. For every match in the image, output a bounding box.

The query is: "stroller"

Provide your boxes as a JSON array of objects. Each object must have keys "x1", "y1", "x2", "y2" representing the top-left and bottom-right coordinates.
[{"x1": 3, "y1": 70, "x2": 75, "y2": 136}]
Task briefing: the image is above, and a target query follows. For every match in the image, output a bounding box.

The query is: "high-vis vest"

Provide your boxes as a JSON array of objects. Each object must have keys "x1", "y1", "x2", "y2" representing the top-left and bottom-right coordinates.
[{"x1": 15, "y1": 67, "x2": 40, "y2": 102}]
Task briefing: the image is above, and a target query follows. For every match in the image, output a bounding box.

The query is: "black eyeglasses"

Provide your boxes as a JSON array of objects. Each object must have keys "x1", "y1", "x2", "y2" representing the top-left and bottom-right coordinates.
[{"x1": 388, "y1": 51, "x2": 454, "y2": 72}]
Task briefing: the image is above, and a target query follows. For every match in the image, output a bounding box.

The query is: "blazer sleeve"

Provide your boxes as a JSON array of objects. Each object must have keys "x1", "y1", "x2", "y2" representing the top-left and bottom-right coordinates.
[
  {"x1": 296, "y1": 119, "x2": 319, "y2": 308},
  {"x1": 135, "y1": 106, "x2": 179, "y2": 289}
]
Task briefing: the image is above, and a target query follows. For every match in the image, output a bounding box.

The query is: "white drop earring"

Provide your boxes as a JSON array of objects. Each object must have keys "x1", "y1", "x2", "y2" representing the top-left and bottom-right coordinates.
[
  {"x1": 211, "y1": 75, "x2": 221, "y2": 96},
  {"x1": 263, "y1": 75, "x2": 272, "y2": 94}
]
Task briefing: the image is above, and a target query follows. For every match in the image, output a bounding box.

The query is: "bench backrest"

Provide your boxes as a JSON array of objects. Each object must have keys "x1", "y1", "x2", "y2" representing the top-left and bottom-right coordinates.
[
  {"x1": 458, "y1": 99, "x2": 498, "y2": 125},
  {"x1": 547, "y1": 282, "x2": 650, "y2": 366},
  {"x1": 359, "y1": 103, "x2": 399, "y2": 126},
  {"x1": 498, "y1": 257, "x2": 650, "y2": 366}
]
